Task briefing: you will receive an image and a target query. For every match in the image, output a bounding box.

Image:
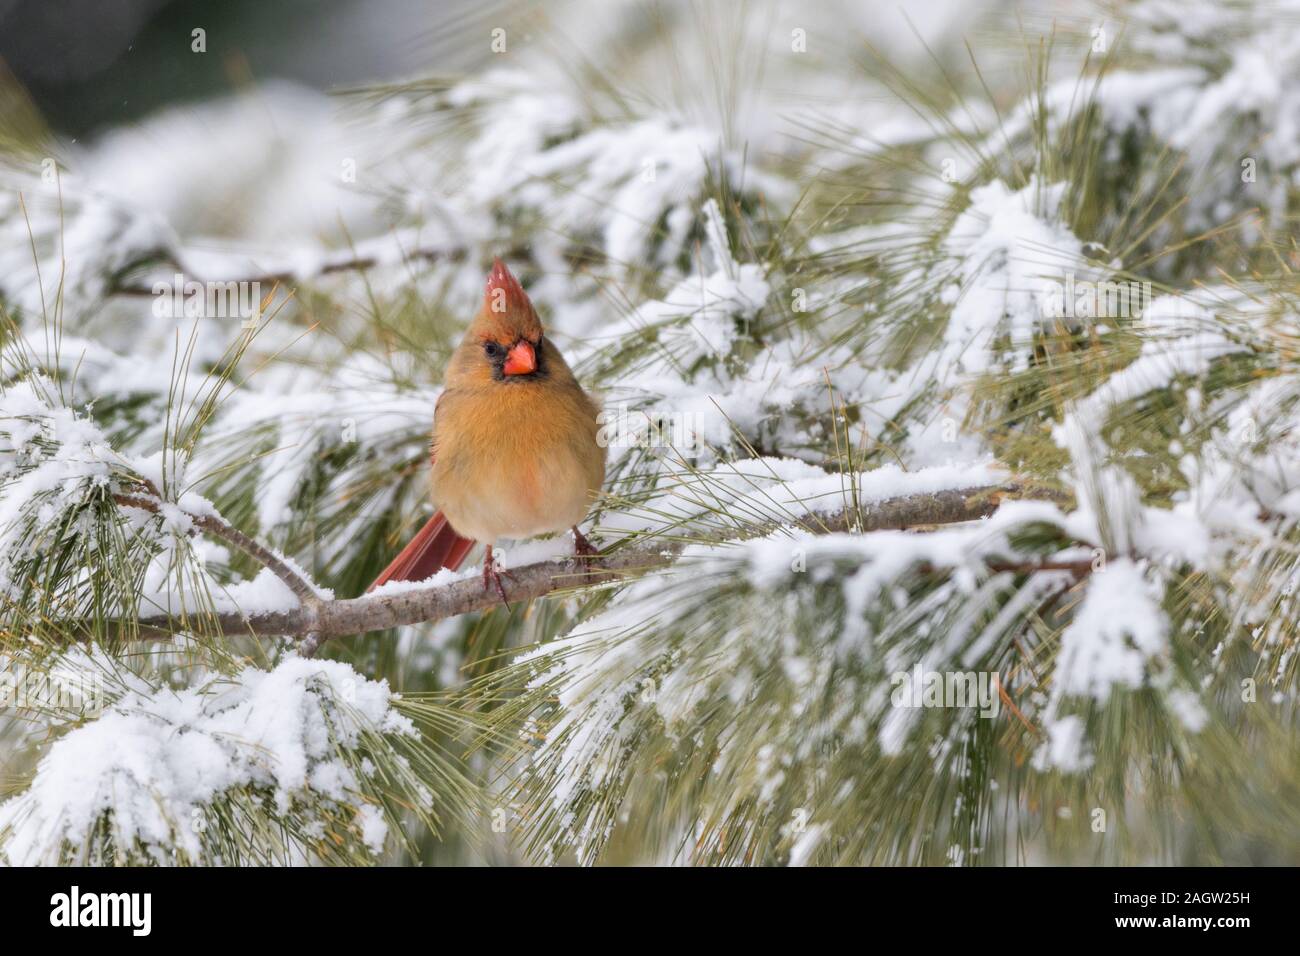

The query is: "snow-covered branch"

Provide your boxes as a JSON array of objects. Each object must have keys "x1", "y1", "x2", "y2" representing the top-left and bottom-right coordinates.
[
  {"x1": 118, "y1": 481, "x2": 1065, "y2": 652},
  {"x1": 114, "y1": 491, "x2": 324, "y2": 606},
  {"x1": 110, "y1": 237, "x2": 485, "y2": 298}
]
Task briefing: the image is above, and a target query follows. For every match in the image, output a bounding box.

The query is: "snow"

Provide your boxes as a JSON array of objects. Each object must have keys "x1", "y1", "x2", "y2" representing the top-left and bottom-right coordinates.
[
  {"x1": 939, "y1": 179, "x2": 1086, "y2": 376},
  {"x1": 1033, "y1": 715, "x2": 1093, "y2": 773},
  {"x1": 218, "y1": 567, "x2": 304, "y2": 615},
  {"x1": 1052, "y1": 558, "x2": 1169, "y2": 701},
  {"x1": 0, "y1": 656, "x2": 411, "y2": 864},
  {"x1": 0, "y1": 163, "x2": 177, "y2": 317},
  {"x1": 355, "y1": 803, "x2": 390, "y2": 854},
  {"x1": 0, "y1": 375, "x2": 122, "y2": 590},
  {"x1": 590, "y1": 197, "x2": 776, "y2": 452},
  {"x1": 79, "y1": 81, "x2": 387, "y2": 247},
  {"x1": 519, "y1": 462, "x2": 1076, "y2": 829},
  {"x1": 603, "y1": 458, "x2": 1004, "y2": 542},
  {"x1": 1066, "y1": 295, "x2": 1243, "y2": 424},
  {"x1": 787, "y1": 823, "x2": 828, "y2": 867}
]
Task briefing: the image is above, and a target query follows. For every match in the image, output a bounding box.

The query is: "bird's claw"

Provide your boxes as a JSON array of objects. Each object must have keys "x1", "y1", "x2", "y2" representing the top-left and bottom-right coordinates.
[
  {"x1": 572, "y1": 526, "x2": 599, "y2": 559},
  {"x1": 482, "y1": 546, "x2": 515, "y2": 606}
]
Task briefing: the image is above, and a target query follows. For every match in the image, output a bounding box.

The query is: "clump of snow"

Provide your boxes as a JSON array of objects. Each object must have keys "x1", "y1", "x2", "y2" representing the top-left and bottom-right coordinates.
[
  {"x1": 939, "y1": 178, "x2": 1087, "y2": 376},
  {"x1": 214, "y1": 567, "x2": 305, "y2": 615},
  {"x1": 592, "y1": 197, "x2": 774, "y2": 454},
  {"x1": 1068, "y1": 295, "x2": 1242, "y2": 425},
  {"x1": 0, "y1": 373, "x2": 335, "y2": 622},
  {"x1": 1032, "y1": 715, "x2": 1093, "y2": 773},
  {"x1": 0, "y1": 374, "x2": 123, "y2": 592},
  {"x1": 1051, "y1": 558, "x2": 1169, "y2": 701},
  {"x1": 1018, "y1": 0, "x2": 1300, "y2": 232},
  {"x1": 0, "y1": 657, "x2": 412, "y2": 865},
  {"x1": 354, "y1": 803, "x2": 390, "y2": 854},
  {"x1": 787, "y1": 823, "x2": 828, "y2": 867}
]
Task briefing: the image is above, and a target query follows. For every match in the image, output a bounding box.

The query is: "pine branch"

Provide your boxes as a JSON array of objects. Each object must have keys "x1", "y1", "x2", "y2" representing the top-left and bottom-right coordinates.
[
  {"x1": 113, "y1": 492, "x2": 324, "y2": 606},
  {"x1": 103, "y1": 481, "x2": 1068, "y2": 653},
  {"x1": 108, "y1": 241, "x2": 537, "y2": 297}
]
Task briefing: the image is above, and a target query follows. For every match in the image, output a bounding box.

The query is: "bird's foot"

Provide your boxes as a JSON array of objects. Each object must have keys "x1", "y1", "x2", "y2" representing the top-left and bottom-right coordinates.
[
  {"x1": 482, "y1": 545, "x2": 516, "y2": 606},
  {"x1": 572, "y1": 526, "x2": 599, "y2": 559}
]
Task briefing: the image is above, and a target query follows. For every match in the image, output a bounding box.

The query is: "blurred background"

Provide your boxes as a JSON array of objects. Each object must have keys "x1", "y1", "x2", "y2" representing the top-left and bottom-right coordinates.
[
  {"x1": 0, "y1": 0, "x2": 485, "y2": 137},
  {"x1": 0, "y1": 0, "x2": 1035, "y2": 247},
  {"x1": 0, "y1": 0, "x2": 1027, "y2": 137}
]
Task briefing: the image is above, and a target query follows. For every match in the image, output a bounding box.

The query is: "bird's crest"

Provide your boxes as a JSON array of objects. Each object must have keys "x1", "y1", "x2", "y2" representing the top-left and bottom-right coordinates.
[{"x1": 475, "y1": 258, "x2": 543, "y2": 343}]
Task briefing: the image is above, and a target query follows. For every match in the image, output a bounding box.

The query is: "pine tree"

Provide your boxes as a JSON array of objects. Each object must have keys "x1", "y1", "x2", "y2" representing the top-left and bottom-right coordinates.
[{"x1": 0, "y1": 0, "x2": 1297, "y2": 865}]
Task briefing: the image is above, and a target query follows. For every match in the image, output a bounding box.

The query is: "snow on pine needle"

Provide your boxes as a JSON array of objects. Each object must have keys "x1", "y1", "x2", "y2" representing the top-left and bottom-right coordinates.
[
  {"x1": 368, "y1": 67, "x2": 786, "y2": 288},
  {"x1": 0, "y1": 372, "x2": 154, "y2": 634},
  {"x1": 468, "y1": 6, "x2": 1300, "y2": 864},
  {"x1": 506, "y1": 490, "x2": 1077, "y2": 864},
  {"x1": 0, "y1": 653, "x2": 443, "y2": 865},
  {"x1": 0, "y1": 348, "x2": 351, "y2": 641},
  {"x1": 0, "y1": 161, "x2": 176, "y2": 321},
  {"x1": 496, "y1": 438, "x2": 1217, "y2": 862},
  {"x1": 0, "y1": 368, "x2": 477, "y2": 865}
]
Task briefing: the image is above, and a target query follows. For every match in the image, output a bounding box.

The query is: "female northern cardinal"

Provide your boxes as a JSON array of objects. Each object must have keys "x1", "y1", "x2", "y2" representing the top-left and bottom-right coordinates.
[{"x1": 370, "y1": 259, "x2": 606, "y2": 600}]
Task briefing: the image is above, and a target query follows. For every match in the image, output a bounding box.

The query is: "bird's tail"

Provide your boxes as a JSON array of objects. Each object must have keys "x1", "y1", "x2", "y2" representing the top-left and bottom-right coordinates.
[{"x1": 368, "y1": 511, "x2": 475, "y2": 591}]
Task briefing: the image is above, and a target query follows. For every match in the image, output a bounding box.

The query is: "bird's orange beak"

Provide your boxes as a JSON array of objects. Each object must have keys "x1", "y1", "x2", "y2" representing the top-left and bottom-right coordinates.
[{"x1": 503, "y1": 340, "x2": 536, "y2": 376}]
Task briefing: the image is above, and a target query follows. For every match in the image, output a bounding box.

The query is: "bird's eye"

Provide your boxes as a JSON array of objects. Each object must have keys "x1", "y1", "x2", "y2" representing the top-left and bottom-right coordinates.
[{"x1": 484, "y1": 341, "x2": 505, "y2": 359}]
